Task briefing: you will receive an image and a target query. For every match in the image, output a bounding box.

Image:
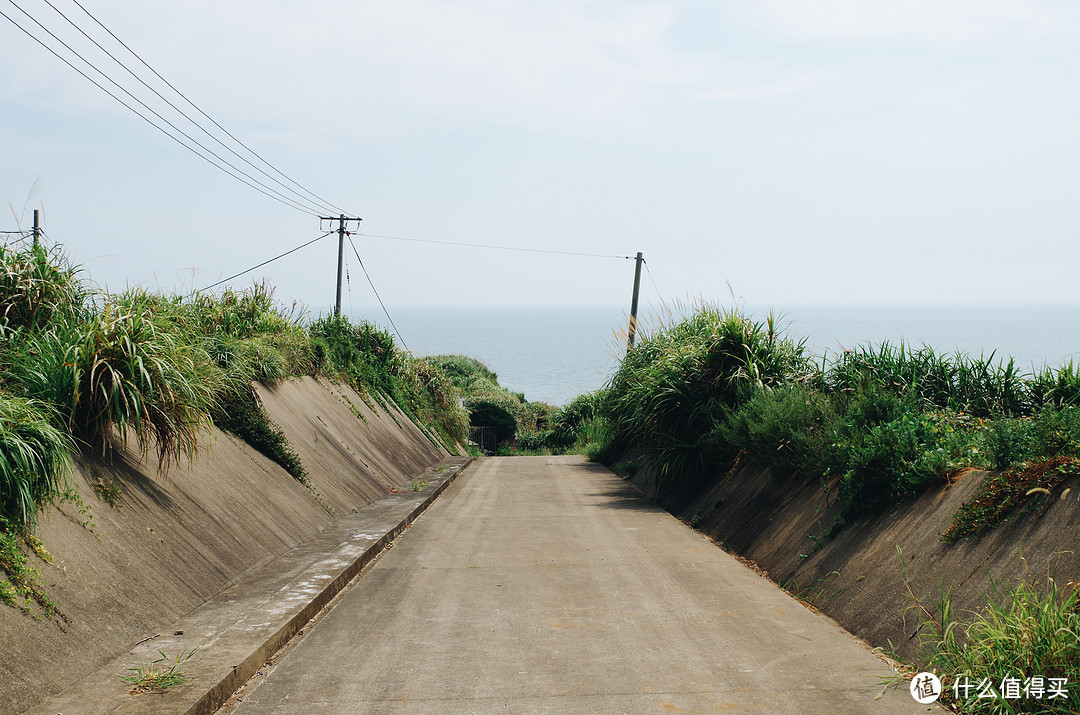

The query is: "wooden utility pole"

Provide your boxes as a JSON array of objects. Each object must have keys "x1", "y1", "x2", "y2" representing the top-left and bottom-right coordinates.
[
  {"x1": 319, "y1": 214, "x2": 362, "y2": 317},
  {"x1": 626, "y1": 251, "x2": 643, "y2": 352},
  {"x1": 32, "y1": 210, "x2": 40, "y2": 248}
]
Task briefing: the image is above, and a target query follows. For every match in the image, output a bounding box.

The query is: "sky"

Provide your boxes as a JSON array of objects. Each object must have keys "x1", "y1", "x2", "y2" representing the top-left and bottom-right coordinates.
[{"x1": 3, "y1": 0, "x2": 1080, "y2": 314}]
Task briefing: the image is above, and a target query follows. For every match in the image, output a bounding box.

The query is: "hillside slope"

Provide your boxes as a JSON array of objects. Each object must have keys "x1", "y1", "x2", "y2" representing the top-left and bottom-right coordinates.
[
  {"x1": 0, "y1": 377, "x2": 446, "y2": 714},
  {"x1": 632, "y1": 464, "x2": 1080, "y2": 667}
]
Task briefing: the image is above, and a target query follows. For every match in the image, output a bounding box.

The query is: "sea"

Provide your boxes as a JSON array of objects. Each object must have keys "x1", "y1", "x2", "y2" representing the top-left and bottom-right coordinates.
[{"x1": 344, "y1": 304, "x2": 1080, "y2": 407}]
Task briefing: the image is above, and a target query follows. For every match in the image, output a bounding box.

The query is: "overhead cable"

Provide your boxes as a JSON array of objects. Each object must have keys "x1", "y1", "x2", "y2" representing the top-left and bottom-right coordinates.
[
  {"x1": 642, "y1": 259, "x2": 665, "y2": 305},
  {"x1": 2, "y1": 2, "x2": 323, "y2": 215},
  {"x1": 360, "y1": 232, "x2": 634, "y2": 260},
  {"x1": 347, "y1": 235, "x2": 409, "y2": 351},
  {"x1": 53, "y1": 0, "x2": 345, "y2": 216},
  {"x1": 193, "y1": 231, "x2": 333, "y2": 296}
]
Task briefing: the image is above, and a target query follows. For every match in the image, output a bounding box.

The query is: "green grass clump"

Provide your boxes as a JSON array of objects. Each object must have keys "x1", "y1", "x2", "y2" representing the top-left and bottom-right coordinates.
[
  {"x1": 120, "y1": 648, "x2": 199, "y2": 693},
  {"x1": 825, "y1": 343, "x2": 1030, "y2": 417},
  {"x1": 915, "y1": 577, "x2": 1080, "y2": 713},
  {"x1": 0, "y1": 395, "x2": 73, "y2": 529},
  {"x1": 0, "y1": 241, "x2": 85, "y2": 332},
  {"x1": 66, "y1": 292, "x2": 227, "y2": 468},
  {"x1": 602, "y1": 305, "x2": 809, "y2": 493}
]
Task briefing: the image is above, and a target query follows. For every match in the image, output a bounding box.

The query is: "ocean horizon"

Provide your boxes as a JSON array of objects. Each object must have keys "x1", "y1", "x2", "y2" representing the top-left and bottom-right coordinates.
[{"x1": 342, "y1": 303, "x2": 1080, "y2": 406}]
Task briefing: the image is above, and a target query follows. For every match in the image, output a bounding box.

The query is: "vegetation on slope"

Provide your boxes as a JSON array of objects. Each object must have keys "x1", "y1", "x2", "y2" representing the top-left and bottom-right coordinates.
[
  {"x1": 0, "y1": 239, "x2": 467, "y2": 615},
  {"x1": 580, "y1": 303, "x2": 1080, "y2": 536},
  {"x1": 583, "y1": 303, "x2": 1080, "y2": 711}
]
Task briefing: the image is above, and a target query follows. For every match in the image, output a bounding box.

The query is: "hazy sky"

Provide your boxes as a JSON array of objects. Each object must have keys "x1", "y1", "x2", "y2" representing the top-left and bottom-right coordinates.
[{"x1": 3, "y1": 1, "x2": 1079, "y2": 313}]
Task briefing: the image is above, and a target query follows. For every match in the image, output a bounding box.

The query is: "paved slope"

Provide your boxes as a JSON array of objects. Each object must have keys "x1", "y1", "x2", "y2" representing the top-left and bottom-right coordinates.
[
  {"x1": 229, "y1": 456, "x2": 923, "y2": 714},
  {"x1": 2, "y1": 377, "x2": 446, "y2": 715}
]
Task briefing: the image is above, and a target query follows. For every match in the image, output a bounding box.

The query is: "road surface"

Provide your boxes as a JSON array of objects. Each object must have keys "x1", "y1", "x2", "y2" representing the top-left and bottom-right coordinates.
[{"x1": 226, "y1": 456, "x2": 924, "y2": 713}]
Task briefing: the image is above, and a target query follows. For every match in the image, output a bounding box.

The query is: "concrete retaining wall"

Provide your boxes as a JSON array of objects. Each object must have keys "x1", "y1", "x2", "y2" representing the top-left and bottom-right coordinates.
[
  {"x1": 632, "y1": 463, "x2": 1080, "y2": 665},
  {"x1": 0, "y1": 377, "x2": 447, "y2": 714}
]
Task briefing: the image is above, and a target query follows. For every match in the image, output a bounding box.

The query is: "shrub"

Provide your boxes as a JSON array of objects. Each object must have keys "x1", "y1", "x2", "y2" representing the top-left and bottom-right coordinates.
[
  {"x1": 468, "y1": 400, "x2": 517, "y2": 444},
  {"x1": 717, "y1": 384, "x2": 838, "y2": 476},
  {"x1": 548, "y1": 391, "x2": 603, "y2": 450},
  {"x1": 425, "y1": 355, "x2": 500, "y2": 392},
  {"x1": 213, "y1": 388, "x2": 307, "y2": 484},
  {"x1": 603, "y1": 305, "x2": 809, "y2": 493}
]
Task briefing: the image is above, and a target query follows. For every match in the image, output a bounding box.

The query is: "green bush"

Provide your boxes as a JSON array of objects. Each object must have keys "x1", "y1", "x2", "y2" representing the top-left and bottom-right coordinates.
[
  {"x1": 548, "y1": 392, "x2": 603, "y2": 449},
  {"x1": 604, "y1": 305, "x2": 809, "y2": 493},
  {"x1": 468, "y1": 401, "x2": 517, "y2": 444},
  {"x1": 836, "y1": 412, "x2": 950, "y2": 516},
  {"x1": 718, "y1": 384, "x2": 838, "y2": 476},
  {"x1": 515, "y1": 430, "x2": 553, "y2": 452},
  {"x1": 426, "y1": 355, "x2": 500, "y2": 392}
]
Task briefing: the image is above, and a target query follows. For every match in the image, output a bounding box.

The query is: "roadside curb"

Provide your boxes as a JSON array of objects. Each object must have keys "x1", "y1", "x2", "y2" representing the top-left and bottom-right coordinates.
[{"x1": 26, "y1": 456, "x2": 474, "y2": 715}]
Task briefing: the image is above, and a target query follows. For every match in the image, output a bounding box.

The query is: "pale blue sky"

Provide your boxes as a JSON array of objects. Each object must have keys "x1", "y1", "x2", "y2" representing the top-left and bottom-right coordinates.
[{"x1": 3, "y1": 1, "x2": 1079, "y2": 312}]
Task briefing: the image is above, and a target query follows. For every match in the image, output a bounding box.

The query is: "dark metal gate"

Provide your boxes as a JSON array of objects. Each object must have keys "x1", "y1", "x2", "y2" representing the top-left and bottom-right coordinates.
[{"x1": 470, "y1": 426, "x2": 496, "y2": 454}]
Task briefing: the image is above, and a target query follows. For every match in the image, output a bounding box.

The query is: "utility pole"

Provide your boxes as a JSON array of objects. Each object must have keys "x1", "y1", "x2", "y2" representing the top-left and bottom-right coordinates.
[
  {"x1": 32, "y1": 210, "x2": 40, "y2": 248},
  {"x1": 319, "y1": 214, "x2": 362, "y2": 317},
  {"x1": 626, "y1": 251, "x2": 643, "y2": 352}
]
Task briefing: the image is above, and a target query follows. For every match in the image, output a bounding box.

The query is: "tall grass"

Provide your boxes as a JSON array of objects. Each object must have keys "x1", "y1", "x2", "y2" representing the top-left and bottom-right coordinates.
[
  {"x1": 0, "y1": 395, "x2": 72, "y2": 528},
  {"x1": 591, "y1": 303, "x2": 1080, "y2": 524},
  {"x1": 916, "y1": 576, "x2": 1080, "y2": 713},
  {"x1": 602, "y1": 305, "x2": 810, "y2": 493},
  {"x1": 0, "y1": 239, "x2": 475, "y2": 618},
  {"x1": 0, "y1": 241, "x2": 85, "y2": 333},
  {"x1": 825, "y1": 343, "x2": 1030, "y2": 417}
]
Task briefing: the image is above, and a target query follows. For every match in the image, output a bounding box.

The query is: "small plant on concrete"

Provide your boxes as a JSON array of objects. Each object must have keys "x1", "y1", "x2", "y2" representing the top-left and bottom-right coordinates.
[
  {"x1": 120, "y1": 647, "x2": 198, "y2": 693},
  {"x1": 410, "y1": 479, "x2": 430, "y2": 492}
]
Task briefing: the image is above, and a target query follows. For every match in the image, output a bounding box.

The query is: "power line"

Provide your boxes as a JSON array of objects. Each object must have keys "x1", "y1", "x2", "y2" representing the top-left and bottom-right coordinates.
[
  {"x1": 70, "y1": 0, "x2": 348, "y2": 216},
  {"x1": 347, "y1": 234, "x2": 409, "y2": 352},
  {"x1": 642, "y1": 259, "x2": 665, "y2": 305},
  {"x1": 359, "y1": 232, "x2": 634, "y2": 260},
  {"x1": 193, "y1": 231, "x2": 333, "y2": 296},
  {"x1": 2, "y1": 2, "x2": 324, "y2": 215},
  {"x1": 49, "y1": 0, "x2": 344, "y2": 216}
]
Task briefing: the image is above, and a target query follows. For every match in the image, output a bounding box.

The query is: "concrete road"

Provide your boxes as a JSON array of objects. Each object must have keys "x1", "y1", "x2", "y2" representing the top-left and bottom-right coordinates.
[{"x1": 227, "y1": 456, "x2": 925, "y2": 714}]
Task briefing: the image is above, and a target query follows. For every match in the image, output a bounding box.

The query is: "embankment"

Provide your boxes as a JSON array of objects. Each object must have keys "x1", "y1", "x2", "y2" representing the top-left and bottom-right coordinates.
[
  {"x1": 632, "y1": 463, "x2": 1080, "y2": 666},
  {"x1": 0, "y1": 376, "x2": 446, "y2": 714}
]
